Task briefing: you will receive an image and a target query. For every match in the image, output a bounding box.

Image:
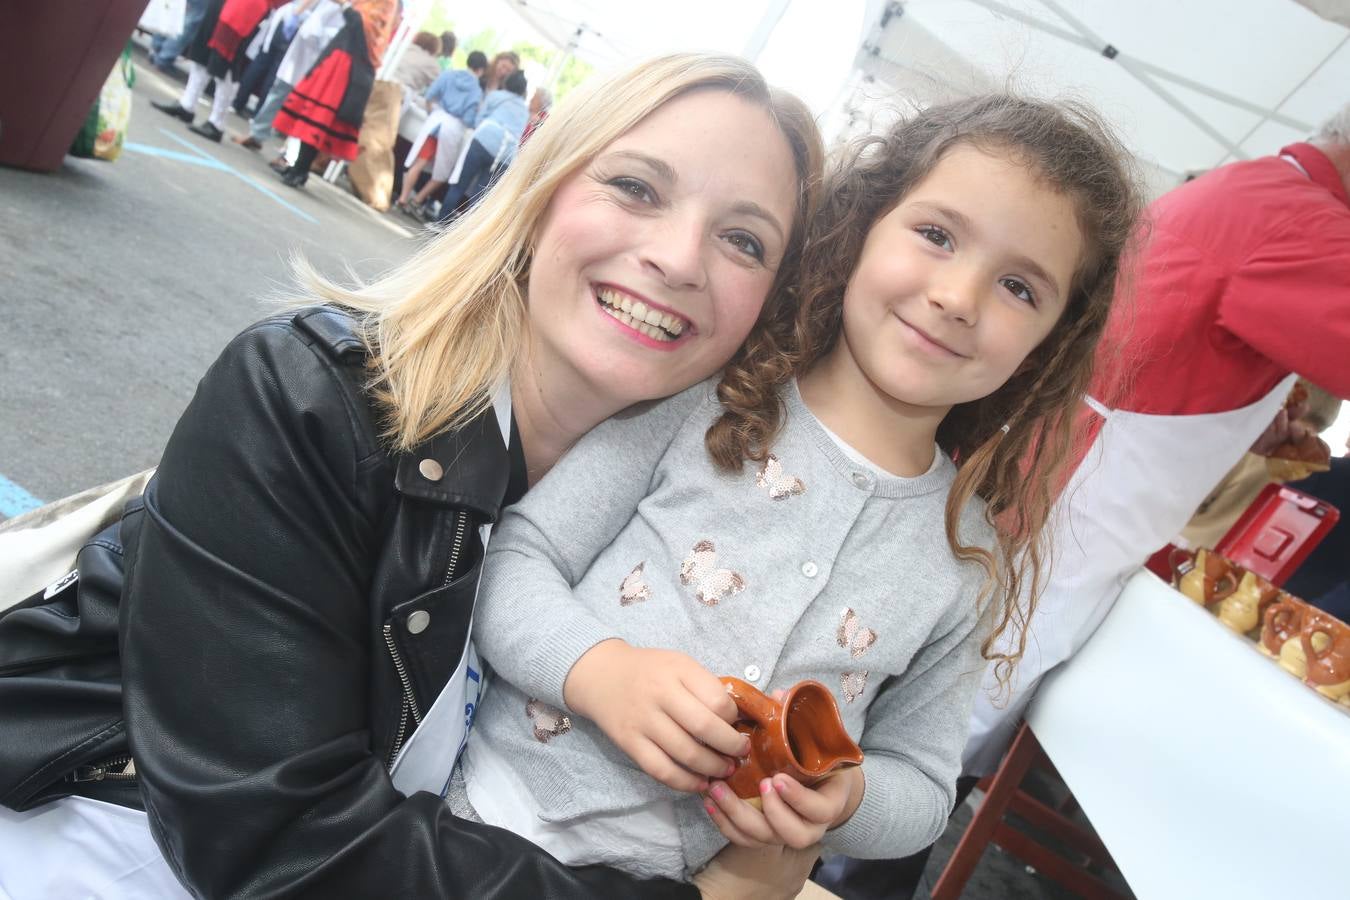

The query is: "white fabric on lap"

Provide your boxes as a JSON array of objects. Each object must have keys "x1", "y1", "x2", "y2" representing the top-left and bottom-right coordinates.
[{"x1": 0, "y1": 797, "x2": 188, "y2": 899}]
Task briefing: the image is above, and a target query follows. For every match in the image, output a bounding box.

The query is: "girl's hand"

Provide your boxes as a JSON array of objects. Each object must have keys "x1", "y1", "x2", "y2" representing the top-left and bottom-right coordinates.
[
  {"x1": 703, "y1": 767, "x2": 864, "y2": 850},
  {"x1": 563, "y1": 640, "x2": 748, "y2": 793}
]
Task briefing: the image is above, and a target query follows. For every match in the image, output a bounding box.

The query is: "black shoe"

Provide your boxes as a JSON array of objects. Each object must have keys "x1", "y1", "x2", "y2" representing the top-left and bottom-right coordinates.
[
  {"x1": 152, "y1": 100, "x2": 193, "y2": 123},
  {"x1": 281, "y1": 168, "x2": 309, "y2": 189},
  {"x1": 188, "y1": 121, "x2": 224, "y2": 143},
  {"x1": 268, "y1": 156, "x2": 290, "y2": 175}
]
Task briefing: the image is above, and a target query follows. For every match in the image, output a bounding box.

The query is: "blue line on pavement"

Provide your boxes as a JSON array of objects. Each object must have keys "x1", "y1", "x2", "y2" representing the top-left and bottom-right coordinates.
[
  {"x1": 124, "y1": 128, "x2": 319, "y2": 225},
  {"x1": 158, "y1": 129, "x2": 319, "y2": 225},
  {"x1": 125, "y1": 142, "x2": 230, "y2": 170},
  {"x1": 0, "y1": 474, "x2": 44, "y2": 518}
]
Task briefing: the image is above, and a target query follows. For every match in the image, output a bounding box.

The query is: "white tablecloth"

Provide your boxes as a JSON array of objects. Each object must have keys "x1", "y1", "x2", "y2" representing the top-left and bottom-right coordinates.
[{"x1": 1027, "y1": 569, "x2": 1350, "y2": 899}]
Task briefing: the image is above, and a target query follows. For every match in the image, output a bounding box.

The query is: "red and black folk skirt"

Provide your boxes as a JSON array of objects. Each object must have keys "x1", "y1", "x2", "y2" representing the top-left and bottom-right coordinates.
[{"x1": 273, "y1": 9, "x2": 374, "y2": 162}]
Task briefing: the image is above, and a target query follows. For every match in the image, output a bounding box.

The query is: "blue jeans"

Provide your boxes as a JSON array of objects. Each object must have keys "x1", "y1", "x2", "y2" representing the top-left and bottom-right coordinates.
[
  {"x1": 436, "y1": 140, "x2": 501, "y2": 222},
  {"x1": 248, "y1": 79, "x2": 292, "y2": 144},
  {"x1": 152, "y1": 0, "x2": 209, "y2": 67}
]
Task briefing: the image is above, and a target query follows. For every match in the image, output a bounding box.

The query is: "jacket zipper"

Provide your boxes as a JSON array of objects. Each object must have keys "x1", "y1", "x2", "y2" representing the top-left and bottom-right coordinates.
[
  {"x1": 67, "y1": 756, "x2": 136, "y2": 783},
  {"x1": 384, "y1": 510, "x2": 470, "y2": 769},
  {"x1": 384, "y1": 624, "x2": 421, "y2": 767}
]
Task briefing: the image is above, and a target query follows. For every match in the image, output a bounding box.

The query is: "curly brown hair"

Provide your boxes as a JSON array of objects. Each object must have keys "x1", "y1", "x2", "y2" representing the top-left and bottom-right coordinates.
[{"x1": 706, "y1": 95, "x2": 1143, "y2": 693}]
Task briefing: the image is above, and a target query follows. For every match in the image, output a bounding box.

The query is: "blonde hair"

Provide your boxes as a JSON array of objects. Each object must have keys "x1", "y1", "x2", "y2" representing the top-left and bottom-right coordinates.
[{"x1": 299, "y1": 54, "x2": 823, "y2": 451}]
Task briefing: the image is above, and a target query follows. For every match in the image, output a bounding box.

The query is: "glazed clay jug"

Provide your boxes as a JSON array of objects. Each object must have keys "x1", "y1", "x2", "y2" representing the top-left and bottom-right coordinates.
[
  {"x1": 720, "y1": 676, "x2": 863, "y2": 804},
  {"x1": 1301, "y1": 611, "x2": 1350, "y2": 703},
  {"x1": 1218, "y1": 571, "x2": 1281, "y2": 635},
  {"x1": 1170, "y1": 547, "x2": 1238, "y2": 607}
]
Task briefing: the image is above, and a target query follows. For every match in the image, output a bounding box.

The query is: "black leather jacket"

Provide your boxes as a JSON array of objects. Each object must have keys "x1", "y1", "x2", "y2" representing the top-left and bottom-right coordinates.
[{"x1": 10, "y1": 308, "x2": 698, "y2": 899}]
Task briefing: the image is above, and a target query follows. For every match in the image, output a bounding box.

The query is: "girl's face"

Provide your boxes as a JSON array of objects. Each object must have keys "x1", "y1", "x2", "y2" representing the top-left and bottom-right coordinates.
[
  {"x1": 525, "y1": 90, "x2": 799, "y2": 406},
  {"x1": 494, "y1": 58, "x2": 517, "y2": 81},
  {"x1": 834, "y1": 143, "x2": 1083, "y2": 416}
]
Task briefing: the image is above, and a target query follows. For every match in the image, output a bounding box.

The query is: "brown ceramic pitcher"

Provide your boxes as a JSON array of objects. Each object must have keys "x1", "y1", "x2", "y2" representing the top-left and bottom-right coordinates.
[
  {"x1": 1169, "y1": 547, "x2": 1238, "y2": 607},
  {"x1": 719, "y1": 676, "x2": 864, "y2": 804},
  {"x1": 1301, "y1": 611, "x2": 1350, "y2": 701}
]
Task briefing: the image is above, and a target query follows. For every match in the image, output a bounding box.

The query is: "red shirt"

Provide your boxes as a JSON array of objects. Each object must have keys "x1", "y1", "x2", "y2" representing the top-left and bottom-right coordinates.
[{"x1": 1094, "y1": 143, "x2": 1350, "y2": 414}]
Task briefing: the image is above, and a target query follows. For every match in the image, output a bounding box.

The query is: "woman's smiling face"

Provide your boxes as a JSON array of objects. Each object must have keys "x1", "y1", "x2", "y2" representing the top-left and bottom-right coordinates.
[{"x1": 524, "y1": 89, "x2": 800, "y2": 407}]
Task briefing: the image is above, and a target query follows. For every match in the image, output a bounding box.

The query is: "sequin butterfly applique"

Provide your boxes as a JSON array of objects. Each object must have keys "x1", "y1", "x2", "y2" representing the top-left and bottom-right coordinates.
[
  {"x1": 841, "y1": 671, "x2": 868, "y2": 704},
  {"x1": 679, "y1": 540, "x2": 746, "y2": 607},
  {"x1": 836, "y1": 608, "x2": 877, "y2": 658},
  {"x1": 526, "y1": 699, "x2": 572, "y2": 743},
  {"x1": 755, "y1": 454, "x2": 806, "y2": 501},
  {"x1": 619, "y1": 562, "x2": 652, "y2": 606}
]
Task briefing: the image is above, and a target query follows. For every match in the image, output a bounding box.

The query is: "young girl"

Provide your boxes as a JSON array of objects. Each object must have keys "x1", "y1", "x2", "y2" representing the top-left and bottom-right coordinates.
[{"x1": 462, "y1": 95, "x2": 1141, "y2": 881}]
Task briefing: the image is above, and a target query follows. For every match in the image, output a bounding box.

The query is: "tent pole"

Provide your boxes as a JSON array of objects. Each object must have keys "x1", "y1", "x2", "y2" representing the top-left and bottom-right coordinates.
[
  {"x1": 744, "y1": 0, "x2": 792, "y2": 62},
  {"x1": 965, "y1": 0, "x2": 1308, "y2": 133},
  {"x1": 545, "y1": 25, "x2": 584, "y2": 92},
  {"x1": 1019, "y1": 0, "x2": 1247, "y2": 158}
]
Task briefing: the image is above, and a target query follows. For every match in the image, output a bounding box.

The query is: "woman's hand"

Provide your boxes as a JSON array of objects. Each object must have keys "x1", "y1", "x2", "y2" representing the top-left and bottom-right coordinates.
[
  {"x1": 693, "y1": 841, "x2": 821, "y2": 900},
  {"x1": 563, "y1": 639, "x2": 748, "y2": 793},
  {"x1": 703, "y1": 767, "x2": 864, "y2": 850}
]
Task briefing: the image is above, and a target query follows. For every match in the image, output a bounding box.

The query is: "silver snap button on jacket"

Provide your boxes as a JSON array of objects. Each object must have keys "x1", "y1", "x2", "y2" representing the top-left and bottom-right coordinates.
[
  {"x1": 418, "y1": 458, "x2": 444, "y2": 482},
  {"x1": 406, "y1": 610, "x2": 431, "y2": 634}
]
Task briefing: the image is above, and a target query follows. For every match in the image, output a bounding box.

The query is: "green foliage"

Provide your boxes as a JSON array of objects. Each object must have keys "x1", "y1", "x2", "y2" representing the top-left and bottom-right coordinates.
[{"x1": 413, "y1": 3, "x2": 593, "y2": 99}]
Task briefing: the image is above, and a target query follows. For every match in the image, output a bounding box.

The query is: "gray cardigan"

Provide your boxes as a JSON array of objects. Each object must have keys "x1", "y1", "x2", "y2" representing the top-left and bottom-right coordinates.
[{"x1": 470, "y1": 380, "x2": 994, "y2": 879}]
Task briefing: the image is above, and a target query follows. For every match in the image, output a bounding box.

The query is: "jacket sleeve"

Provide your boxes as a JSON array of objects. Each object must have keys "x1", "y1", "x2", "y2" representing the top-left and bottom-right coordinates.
[
  {"x1": 1216, "y1": 211, "x2": 1350, "y2": 398},
  {"x1": 821, "y1": 580, "x2": 985, "y2": 859},
  {"x1": 473, "y1": 385, "x2": 711, "y2": 710},
  {"x1": 120, "y1": 321, "x2": 697, "y2": 899}
]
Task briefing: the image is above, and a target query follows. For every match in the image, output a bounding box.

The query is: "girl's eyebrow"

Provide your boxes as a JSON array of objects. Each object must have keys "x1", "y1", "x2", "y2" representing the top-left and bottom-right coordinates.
[{"x1": 909, "y1": 200, "x2": 1062, "y2": 302}]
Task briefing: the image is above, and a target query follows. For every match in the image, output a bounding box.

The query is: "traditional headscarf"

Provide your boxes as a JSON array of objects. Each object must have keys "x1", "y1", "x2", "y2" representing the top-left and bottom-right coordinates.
[{"x1": 349, "y1": 0, "x2": 400, "y2": 68}]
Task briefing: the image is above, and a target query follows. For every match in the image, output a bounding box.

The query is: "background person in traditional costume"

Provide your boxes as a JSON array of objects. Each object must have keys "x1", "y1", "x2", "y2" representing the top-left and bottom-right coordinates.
[
  {"x1": 272, "y1": 0, "x2": 398, "y2": 187},
  {"x1": 395, "y1": 50, "x2": 487, "y2": 216},
  {"x1": 234, "y1": 0, "x2": 344, "y2": 154},
  {"x1": 231, "y1": 2, "x2": 299, "y2": 117},
  {"x1": 151, "y1": 0, "x2": 287, "y2": 142},
  {"x1": 433, "y1": 69, "x2": 529, "y2": 222}
]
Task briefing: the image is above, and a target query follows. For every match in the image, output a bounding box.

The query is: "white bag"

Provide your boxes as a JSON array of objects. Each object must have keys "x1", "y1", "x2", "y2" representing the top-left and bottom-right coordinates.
[
  {"x1": 138, "y1": 0, "x2": 186, "y2": 37},
  {"x1": 0, "y1": 469, "x2": 154, "y2": 613}
]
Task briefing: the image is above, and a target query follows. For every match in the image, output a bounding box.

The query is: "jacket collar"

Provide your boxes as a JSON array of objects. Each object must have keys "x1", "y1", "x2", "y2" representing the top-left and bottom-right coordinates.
[
  {"x1": 394, "y1": 405, "x2": 510, "y2": 522},
  {"x1": 1280, "y1": 142, "x2": 1350, "y2": 207}
]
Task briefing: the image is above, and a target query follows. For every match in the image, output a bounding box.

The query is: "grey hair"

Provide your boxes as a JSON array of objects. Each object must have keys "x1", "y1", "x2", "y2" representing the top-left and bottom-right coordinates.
[
  {"x1": 534, "y1": 86, "x2": 554, "y2": 110},
  {"x1": 1315, "y1": 102, "x2": 1350, "y2": 142}
]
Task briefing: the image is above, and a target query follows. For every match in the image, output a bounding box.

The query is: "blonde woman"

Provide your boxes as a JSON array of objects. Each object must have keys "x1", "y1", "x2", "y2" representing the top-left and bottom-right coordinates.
[{"x1": 0, "y1": 55, "x2": 823, "y2": 899}]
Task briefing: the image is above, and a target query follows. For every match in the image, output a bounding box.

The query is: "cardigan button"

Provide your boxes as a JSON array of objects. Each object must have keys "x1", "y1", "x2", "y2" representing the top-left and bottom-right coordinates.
[
  {"x1": 801, "y1": 561, "x2": 819, "y2": 578},
  {"x1": 743, "y1": 665, "x2": 761, "y2": 683},
  {"x1": 406, "y1": 610, "x2": 431, "y2": 634},
  {"x1": 851, "y1": 471, "x2": 871, "y2": 490},
  {"x1": 419, "y1": 458, "x2": 444, "y2": 482}
]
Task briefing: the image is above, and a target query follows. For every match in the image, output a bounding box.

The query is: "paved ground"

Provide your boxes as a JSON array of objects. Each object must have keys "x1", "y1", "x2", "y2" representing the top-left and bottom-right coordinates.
[
  {"x1": 0, "y1": 42, "x2": 1135, "y2": 900},
  {"x1": 0, "y1": 44, "x2": 417, "y2": 509}
]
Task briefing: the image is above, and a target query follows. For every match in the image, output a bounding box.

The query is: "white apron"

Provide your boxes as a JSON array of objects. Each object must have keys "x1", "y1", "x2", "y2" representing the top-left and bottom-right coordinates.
[
  {"x1": 404, "y1": 110, "x2": 470, "y2": 184},
  {"x1": 962, "y1": 373, "x2": 1298, "y2": 775},
  {"x1": 0, "y1": 389, "x2": 512, "y2": 895}
]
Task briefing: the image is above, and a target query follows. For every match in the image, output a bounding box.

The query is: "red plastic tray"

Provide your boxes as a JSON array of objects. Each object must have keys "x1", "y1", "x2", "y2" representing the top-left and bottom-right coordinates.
[{"x1": 1215, "y1": 483, "x2": 1340, "y2": 586}]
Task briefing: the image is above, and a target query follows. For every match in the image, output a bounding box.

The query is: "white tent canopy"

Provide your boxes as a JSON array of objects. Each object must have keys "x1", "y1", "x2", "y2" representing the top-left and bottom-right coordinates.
[
  {"x1": 393, "y1": 0, "x2": 1348, "y2": 195},
  {"x1": 844, "y1": 0, "x2": 1349, "y2": 193}
]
